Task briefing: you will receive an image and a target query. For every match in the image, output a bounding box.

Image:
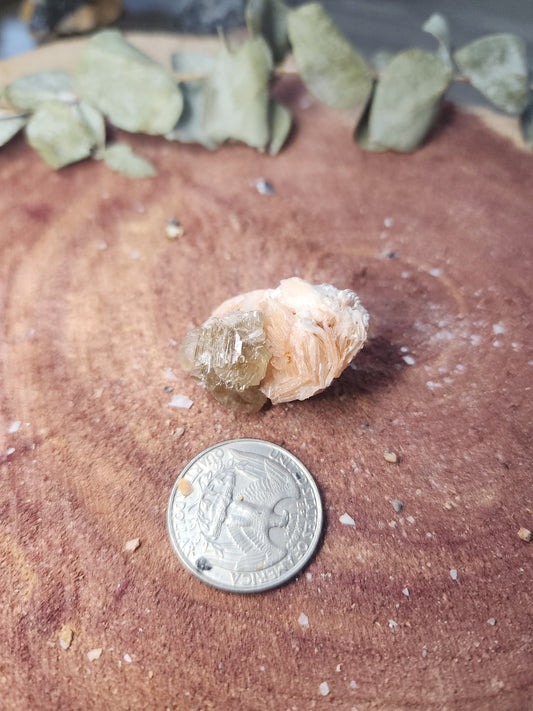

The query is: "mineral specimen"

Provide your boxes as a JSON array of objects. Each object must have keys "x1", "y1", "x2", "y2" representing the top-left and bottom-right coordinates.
[
  {"x1": 178, "y1": 309, "x2": 271, "y2": 413},
  {"x1": 178, "y1": 277, "x2": 369, "y2": 411}
]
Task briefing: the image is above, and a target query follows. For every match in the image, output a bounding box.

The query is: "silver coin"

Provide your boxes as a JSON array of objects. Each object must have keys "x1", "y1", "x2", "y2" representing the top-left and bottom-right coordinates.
[{"x1": 167, "y1": 438, "x2": 322, "y2": 593}]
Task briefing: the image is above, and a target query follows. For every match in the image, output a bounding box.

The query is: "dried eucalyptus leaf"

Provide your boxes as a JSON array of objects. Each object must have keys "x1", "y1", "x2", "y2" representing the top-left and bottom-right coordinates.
[
  {"x1": 246, "y1": 0, "x2": 290, "y2": 65},
  {"x1": 0, "y1": 115, "x2": 27, "y2": 147},
  {"x1": 454, "y1": 34, "x2": 529, "y2": 115},
  {"x1": 268, "y1": 100, "x2": 291, "y2": 154},
  {"x1": 165, "y1": 79, "x2": 219, "y2": 149},
  {"x1": 26, "y1": 100, "x2": 95, "y2": 169},
  {"x1": 423, "y1": 13, "x2": 452, "y2": 66},
  {"x1": 371, "y1": 50, "x2": 395, "y2": 73},
  {"x1": 103, "y1": 143, "x2": 156, "y2": 178},
  {"x1": 75, "y1": 30, "x2": 183, "y2": 134},
  {"x1": 171, "y1": 51, "x2": 215, "y2": 76},
  {"x1": 5, "y1": 71, "x2": 73, "y2": 111},
  {"x1": 520, "y1": 98, "x2": 533, "y2": 146},
  {"x1": 287, "y1": 2, "x2": 373, "y2": 109},
  {"x1": 203, "y1": 37, "x2": 273, "y2": 149},
  {"x1": 76, "y1": 101, "x2": 106, "y2": 151},
  {"x1": 357, "y1": 49, "x2": 452, "y2": 152}
]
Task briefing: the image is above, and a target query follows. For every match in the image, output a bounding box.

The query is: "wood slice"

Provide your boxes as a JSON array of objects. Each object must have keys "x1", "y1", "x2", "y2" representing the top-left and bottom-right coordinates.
[{"x1": 0, "y1": 36, "x2": 532, "y2": 711}]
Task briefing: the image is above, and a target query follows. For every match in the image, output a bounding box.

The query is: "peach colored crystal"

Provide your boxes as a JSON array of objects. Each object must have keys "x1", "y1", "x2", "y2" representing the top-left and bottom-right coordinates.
[{"x1": 212, "y1": 278, "x2": 369, "y2": 405}]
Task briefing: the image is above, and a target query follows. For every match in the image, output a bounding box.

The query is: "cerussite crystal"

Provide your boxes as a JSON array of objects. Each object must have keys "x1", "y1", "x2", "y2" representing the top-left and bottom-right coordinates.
[{"x1": 178, "y1": 310, "x2": 271, "y2": 412}]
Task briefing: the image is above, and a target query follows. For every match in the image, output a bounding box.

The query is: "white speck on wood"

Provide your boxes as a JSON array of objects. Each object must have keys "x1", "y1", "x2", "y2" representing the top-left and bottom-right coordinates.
[
  {"x1": 450, "y1": 569, "x2": 458, "y2": 581},
  {"x1": 402, "y1": 355, "x2": 416, "y2": 365},
  {"x1": 319, "y1": 681, "x2": 330, "y2": 696},
  {"x1": 169, "y1": 394, "x2": 193, "y2": 409},
  {"x1": 402, "y1": 587, "x2": 410, "y2": 597},
  {"x1": 8, "y1": 421, "x2": 21, "y2": 433},
  {"x1": 487, "y1": 618, "x2": 496, "y2": 626},
  {"x1": 124, "y1": 538, "x2": 141, "y2": 553},
  {"x1": 124, "y1": 653, "x2": 132, "y2": 663},
  {"x1": 339, "y1": 513, "x2": 356, "y2": 526},
  {"x1": 298, "y1": 613, "x2": 309, "y2": 627},
  {"x1": 492, "y1": 322, "x2": 505, "y2": 334}
]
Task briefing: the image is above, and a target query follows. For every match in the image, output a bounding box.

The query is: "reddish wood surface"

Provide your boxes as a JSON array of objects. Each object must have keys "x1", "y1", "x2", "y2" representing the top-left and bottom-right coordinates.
[{"x1": 0, "y1": 73, "x2": 532, "y2": 710}]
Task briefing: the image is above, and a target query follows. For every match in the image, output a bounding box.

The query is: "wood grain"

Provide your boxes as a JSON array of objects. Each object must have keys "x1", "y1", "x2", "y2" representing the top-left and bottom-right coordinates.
[{"x1": 0, "y1": 38, "x2": 532, "y2": 711}]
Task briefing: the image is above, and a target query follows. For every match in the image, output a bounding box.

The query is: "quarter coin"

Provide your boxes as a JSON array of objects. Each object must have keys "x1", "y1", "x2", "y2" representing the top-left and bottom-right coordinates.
[{"x1": 167, "y1": 438, "x2": 322, "y2": 593}]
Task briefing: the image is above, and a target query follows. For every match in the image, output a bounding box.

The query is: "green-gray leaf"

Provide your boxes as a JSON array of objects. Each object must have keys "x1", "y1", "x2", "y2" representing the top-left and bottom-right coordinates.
[
  {"x1": 26, "y1": 100, "x2": 96, "y2": 169},
  {"x1": 520, "y1": 98, "x2": 533, "y2": 146},
  {"x1": 103, "y1": 143, "x2": 157, "y2": 178},
  {"x1": 454, "y1": 34, "x2": 529, "y2": 115},
  {"x1": 246, "y1": 0, "x2": 290, "y2": 65},
  {"x1": 356, "y1": 49, "x2": 452, "y2": 152},
  {"x1": 5, "y1": 71, "x2": 73, "y2": 111},
  {"x1": 171, "y1": 51, "x2": 215, "y2": 76},
  {"x1": 76, "y1": 101, "x2": 106, "y2": 152},
  {"x1": 75, "y1": 30, "x2": 183, "y2": 134},
  {"x1": 165, "y1": 79, "x2": 220, "y2": 149},
  {"x1": 422, "y1": 13, "x2": 452, "y2": 66},
  {"x1": 203, "y1": 37, "x2": 273, "y2": 149},
  {"x1": 268, "y1": 100, "x2": 291, "y2": 154},
  {"x1": 0, "y1": 115, "x2": 27, "y2": 147},
  {"x1": 287, "y1": 2, "x2": 373, "y2": 109},
  {"x1": 371, "y1": 50, "x2": 395, "y2": 73}
]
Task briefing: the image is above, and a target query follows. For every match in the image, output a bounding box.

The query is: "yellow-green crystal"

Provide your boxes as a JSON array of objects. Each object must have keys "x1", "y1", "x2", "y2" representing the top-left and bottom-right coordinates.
[{"x1": 178, "y1": 310, "x2": 271, "y2": 412}]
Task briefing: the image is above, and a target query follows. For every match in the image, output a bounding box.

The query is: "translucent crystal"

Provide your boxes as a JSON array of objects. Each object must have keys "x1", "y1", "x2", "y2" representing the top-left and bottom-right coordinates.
[{"x1": 178, "y1": 310, "x2": 271, "y2": 412}]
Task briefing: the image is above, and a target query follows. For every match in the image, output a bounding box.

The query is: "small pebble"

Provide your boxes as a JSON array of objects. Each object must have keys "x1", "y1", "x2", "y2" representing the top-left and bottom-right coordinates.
[
  {"x1": 517, "y1": 527, "x2": 531, "y2": 542},
  {"x1": 298, "y1": 613, "x2": 309, "y2": 627},
  {"x1": 178, "y1": 479, "x2": 193, "y2": 497},
  {"x1": 169, "y1": 394, "x2": 193, "y2": 409},
  {"x1": 87, "y1": 648, "x2": 103, "y2": 662},
  {"x1": 59, "y1": 625, "x2": 74, "y2": 650},
  {"x1": 402, "y1": 587, "x2": 409, "y2": 597},
  {"x1": 384, "y1": 450, "x2": 399, "y2": 463},
  {"x1": 390, "y1": 499, "x2": 403, "y2": 513},
  {"x1": 124, "y1": 538, "x2": 141, "y2": 553},
  {"x1": 255, "y1": 178, "x2": 274, "y2": 195},
  {"x1": 450, "y1": 569, "x2": 458, "y2": 581},
  {"x1": 8, "y1": 421, "x2": 21, "y2": 433},
  {"x1": 339, "y1": 512, "x2": 356, "y2": 526},
  {"x1": 166, "y1": 218, "x2": 184, "y2": 240},
  {"x1": 487, "y1": 618, "x2": 496, "y2": 626},
  {"x1": 124, "y1": 653, "x2": 132, "y2": 663},
  {"x1": 319, "y1": 681, "x2": 330, "y2": 696},
  {"x1": 173, "y1": 426, "x2": 185, "y2": 438}
]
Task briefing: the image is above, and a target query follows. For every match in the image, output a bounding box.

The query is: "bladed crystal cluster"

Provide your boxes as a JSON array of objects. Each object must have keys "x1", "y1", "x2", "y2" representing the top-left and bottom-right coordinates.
[{"x1": 178, "y1": 277, "x2": 369, "y2": 412}]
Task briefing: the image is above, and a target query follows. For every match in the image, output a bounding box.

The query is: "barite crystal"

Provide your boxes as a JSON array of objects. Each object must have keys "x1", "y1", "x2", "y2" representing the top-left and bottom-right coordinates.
[
  {"x1": 178, "y1": 309, "x2": 271, "y2": 412},
  {"x1": 179, "y1": 277, "x2": 369, "y2": 411}
]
